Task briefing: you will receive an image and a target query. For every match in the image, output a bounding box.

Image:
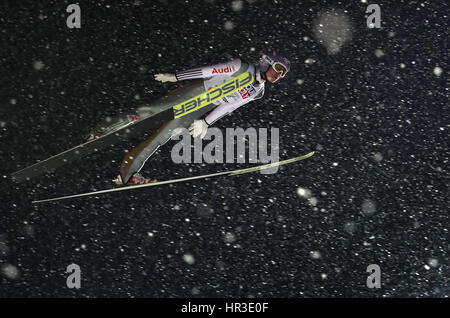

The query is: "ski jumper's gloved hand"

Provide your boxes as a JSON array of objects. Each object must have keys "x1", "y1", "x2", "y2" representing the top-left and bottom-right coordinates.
[
  {"x1": 154, "y1": 73, "x2": 177, "y2": 82},
  {"x1": 189, "y1": 119, "x2": 208, "y2": 139}
]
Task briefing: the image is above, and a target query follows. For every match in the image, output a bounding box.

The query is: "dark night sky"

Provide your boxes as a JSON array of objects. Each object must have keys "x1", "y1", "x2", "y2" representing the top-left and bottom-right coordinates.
[{"x1": 0, "y1": 0, "x2": 448, "y2": 297}]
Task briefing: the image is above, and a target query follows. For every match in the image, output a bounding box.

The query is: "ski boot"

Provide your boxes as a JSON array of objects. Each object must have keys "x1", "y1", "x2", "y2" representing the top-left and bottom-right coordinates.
[
  {"x1": 86, "y1": 133, "x2": 103, "y2": 142},
  {"x1": 113, "y1": 172, "x2": 158, "y2": 186}
]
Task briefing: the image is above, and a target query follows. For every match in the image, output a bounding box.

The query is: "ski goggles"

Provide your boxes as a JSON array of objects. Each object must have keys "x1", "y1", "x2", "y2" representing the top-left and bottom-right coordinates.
[
  {"x1": 262, "y1": 55, "x2": 289, "y2": 78},
  {"x1": 272, "y1": 62, "x2": 288, "y2": 77}
]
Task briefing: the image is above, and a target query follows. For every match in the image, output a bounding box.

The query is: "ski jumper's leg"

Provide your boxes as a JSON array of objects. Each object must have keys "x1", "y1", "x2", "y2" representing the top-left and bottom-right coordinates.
[{"x1": 119, "y1": 94, "x2": 217, "y2": 184}]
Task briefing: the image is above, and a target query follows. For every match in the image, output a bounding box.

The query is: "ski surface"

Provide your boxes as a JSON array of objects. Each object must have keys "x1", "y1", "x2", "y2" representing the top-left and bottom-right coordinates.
[
  {"x1": 11, "y1": 72, "x2": 252, "y2": 183},
  {"x1": 32, "y1": 151, "x2": 315, "y2": 204}
]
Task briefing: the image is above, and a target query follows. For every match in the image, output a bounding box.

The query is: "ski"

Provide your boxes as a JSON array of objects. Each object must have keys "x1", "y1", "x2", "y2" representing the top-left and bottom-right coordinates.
[
  {"x1": 11, "y1": 72, "x2": 252, "y2": 183},
  {"x1": 31, "y1": 151, "x2": 315, "y2": 204}
]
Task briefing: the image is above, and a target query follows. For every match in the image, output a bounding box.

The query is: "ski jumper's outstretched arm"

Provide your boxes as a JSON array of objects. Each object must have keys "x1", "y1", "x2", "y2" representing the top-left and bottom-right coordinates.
[{"x1": 175, "y1": 58, "x2": 242, "y2": 81}]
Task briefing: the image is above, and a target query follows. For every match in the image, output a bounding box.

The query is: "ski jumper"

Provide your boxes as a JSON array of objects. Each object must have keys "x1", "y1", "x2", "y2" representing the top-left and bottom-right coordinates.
[{"x1": 92, "y1": 58, "x2": 265, "y2": 184}]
